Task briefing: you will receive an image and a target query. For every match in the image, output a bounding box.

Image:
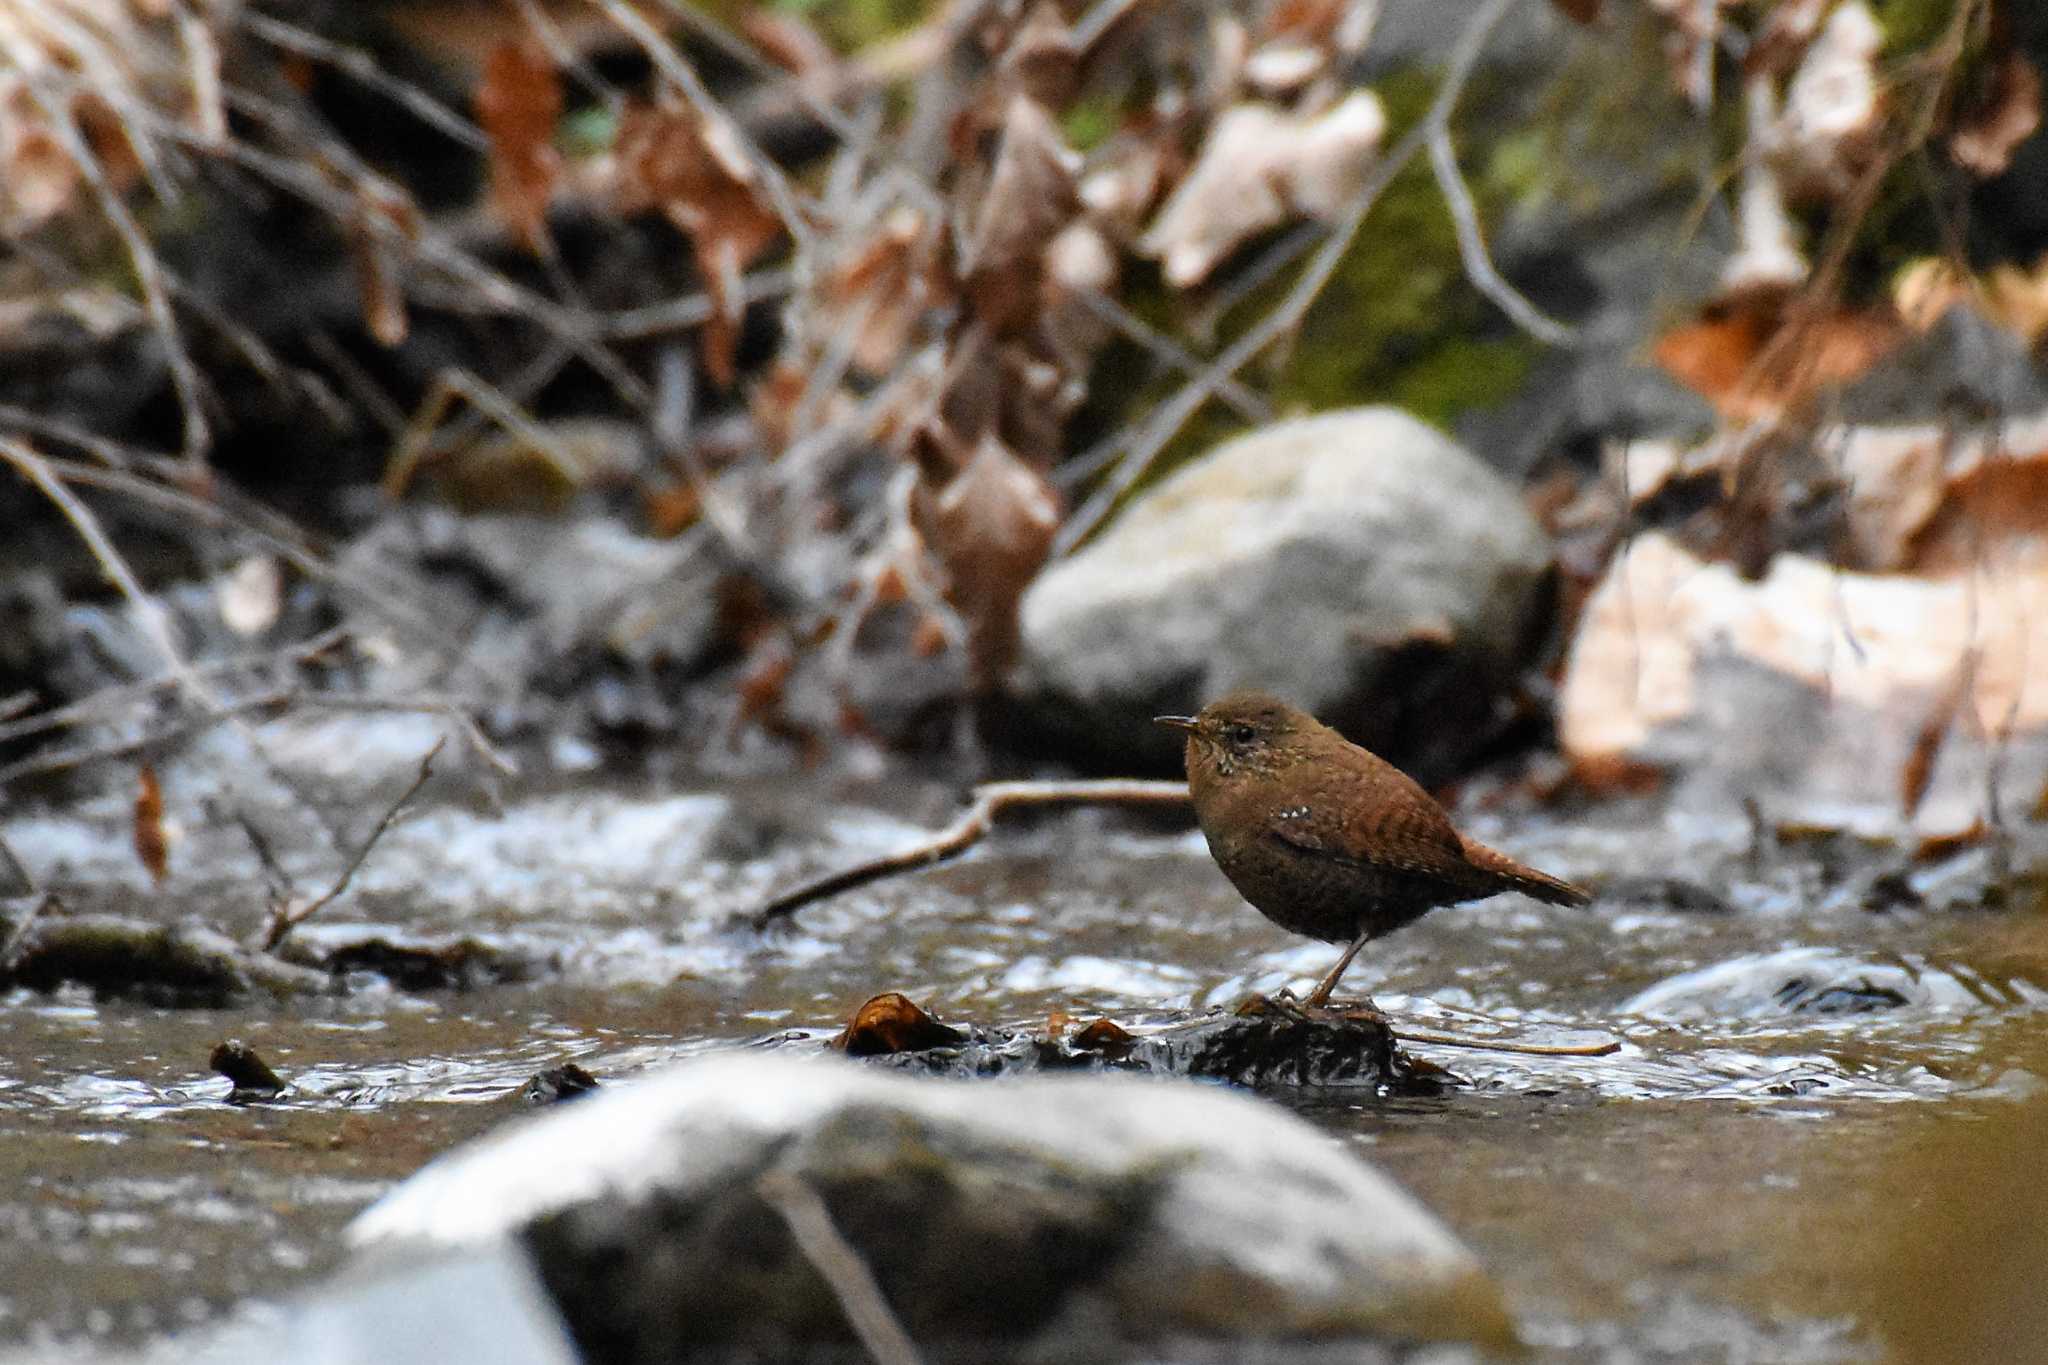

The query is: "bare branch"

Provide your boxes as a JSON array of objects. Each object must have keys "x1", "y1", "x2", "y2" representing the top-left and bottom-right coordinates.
[
  {"x1": 1391, "y1": 1025, "x2": 1620, "y2": 1058},
  {"x1": 1426, "y1": 122, "x2": 1576, "y2": 346},
  {"x1": 751, "y1": 779, "x2": 1190, "y2": 929},
  {"x1": 755, "y1": 1168, "x2": 926, "y2": 1365},
  {"x1": 259, "y1": 737, "x2": 445, "y2": 953}
]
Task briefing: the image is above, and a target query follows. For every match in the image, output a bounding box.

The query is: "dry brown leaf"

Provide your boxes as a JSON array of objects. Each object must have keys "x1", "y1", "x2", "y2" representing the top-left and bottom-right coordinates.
[
  {"x1": 822, "y1": 207, "x2": 945, "y2": 376},
  {"x1": 831, "y1": 992, "x2": 966, "y2": 1056},
  {"x1": 1140, "y1": 91, "x2": 1384, "y2": 288},
  {"x1": 1547, "y1": 0, "x2": 1603, "y2": 24},
  {"x1": 1653, "y1": 302, "x2": 1897, "y2": 420},
  {"x1": 1070, "y1": 1017, "x2": 1137, "y2": 1052},
  {"x1": 1951, "y1": 50, "x2": 2043, "y2": 178},
  {"x1": 134, "y1": 762, "x2": 167, "y2": 886},
  {"x1": 643, "y1": 480, "x2": 701, "y2": 538},
  {"x1": 616, "y1": 95, "x2": 784, "y2": 387},
  {"x1": 961, "y1": 96, "x2": 1081, "y2": 334},
  {"x1": 914, "y1": 426, "x2": 1061, "y2": 689},
  {"x1": 476, "y1": 40, "x2": 562, "y2": 254}
]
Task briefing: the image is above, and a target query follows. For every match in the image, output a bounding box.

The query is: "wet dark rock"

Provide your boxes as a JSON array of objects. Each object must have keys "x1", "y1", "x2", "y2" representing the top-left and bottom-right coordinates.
[
  {"x1": 814, "y1": 994, "x2": 1405, "y2": 1090},
  {"x1": 0, "y1": 912, "x2": 330, "y2": 1005},
  {"x1": 349, "y1": 1054, "x2": 1515, "y2": 1358},
  {"x1": 1016, "y1": 408, "x2": 1556, "y2": 783},
  {"x1": 209, "y1": 1039, "x2": 287, "y2": 1103},
  {"x1": 520, "y1": 1064, "x2": 602, "y2": 1107}
]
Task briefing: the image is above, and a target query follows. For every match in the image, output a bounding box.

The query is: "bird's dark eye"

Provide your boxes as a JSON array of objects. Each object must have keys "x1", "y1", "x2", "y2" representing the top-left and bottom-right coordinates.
[{"x1": 1225, "y1": 722, "x2": 1258, "y2": 746}]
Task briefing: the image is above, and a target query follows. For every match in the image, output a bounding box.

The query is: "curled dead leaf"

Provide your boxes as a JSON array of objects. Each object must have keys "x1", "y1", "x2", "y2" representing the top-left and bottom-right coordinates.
[
  {"x1": 1140, "y1": 91, "x2": 1384, "y2": 288},
  {"x1": 831, "y1": 992, "x2": 966, "y2": 1056},
  {"x1": 913, "y1": 426, "x2": 1061, "y2": 689},
  {"x1": 616, "y1": 95, "x2": 785, "y2": 387},
  {"x1": 822, "y1": 207, "x2": 946, "y2": 377},
  {"x1": 961, "y1": 95, "x2": 1081, "y2": 334},
  {"x1": 1069, "y1": 1017, "x2": 1137, "y2": 1053},
  {"x1": 134, "y1": 762, "x2": 168, "y2": 886}
]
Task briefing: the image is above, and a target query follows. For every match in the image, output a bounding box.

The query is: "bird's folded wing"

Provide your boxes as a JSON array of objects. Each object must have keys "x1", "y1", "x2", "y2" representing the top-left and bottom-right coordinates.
[{"x1": 1264, "y1": 797, "x2": 1468, "y2": 878}]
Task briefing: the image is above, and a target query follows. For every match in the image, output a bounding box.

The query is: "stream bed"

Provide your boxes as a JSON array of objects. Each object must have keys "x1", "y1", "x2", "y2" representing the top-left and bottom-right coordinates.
[{"x1": 4, "y1": 746, "x2": 2046, "y2": 1361}]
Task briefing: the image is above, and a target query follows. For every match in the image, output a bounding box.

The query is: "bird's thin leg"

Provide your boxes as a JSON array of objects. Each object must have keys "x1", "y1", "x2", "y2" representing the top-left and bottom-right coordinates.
[{"x1": 1302, "y1": 926, "x2": 1376, "y2": 1008}]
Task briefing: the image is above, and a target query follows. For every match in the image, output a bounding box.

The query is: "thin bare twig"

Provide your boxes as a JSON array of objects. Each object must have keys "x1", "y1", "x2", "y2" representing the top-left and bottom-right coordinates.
[
  {"x1": 259, "y1": 737, "x2": 445, "y2": 953},
  {"x1": 236, "y1": 12, "x2": 490, "y2": 152},
  {"x1": 0, "y1": 625, "x2": 348, "y2": 748},
  {"x1": 1073, "y1": 289, "x2": 1273, "y2": 423},
  {"x1": 755, "y1": 1169, "x2": 925, "y2": 1365},
  {"x1": 751, "y1": 779, "x2": 1190, "y2": 929},
  {"x1": 0, "y1": 893, "x2": 57, "y2": 976},
  {"x1": 1427, "y1": 121, "x2": 1576, "y2": 346}
]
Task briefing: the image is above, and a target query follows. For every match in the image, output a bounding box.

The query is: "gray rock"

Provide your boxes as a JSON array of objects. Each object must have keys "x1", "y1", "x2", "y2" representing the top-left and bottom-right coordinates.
[
  {"x1": 336, "y1": 511, "x2": 719, "y2": 705},
  {"x1": 1015, "y1": 407, "x2": 1556, "y2": 778},
  {"x1": 349, "y1": 1053, "x2": 1515, "y2": 1359}
]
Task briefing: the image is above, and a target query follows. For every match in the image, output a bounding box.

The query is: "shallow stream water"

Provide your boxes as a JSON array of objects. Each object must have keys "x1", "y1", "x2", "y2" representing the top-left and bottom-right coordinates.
[{"x1": 4, "y1": 749, "x2": 2045, "y2": 1361}]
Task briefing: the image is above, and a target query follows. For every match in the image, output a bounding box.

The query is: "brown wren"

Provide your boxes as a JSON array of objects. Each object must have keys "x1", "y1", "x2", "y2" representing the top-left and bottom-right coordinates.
[{"x1": 1156, "y1": 690, "x2": 1590, "y2": 1009}]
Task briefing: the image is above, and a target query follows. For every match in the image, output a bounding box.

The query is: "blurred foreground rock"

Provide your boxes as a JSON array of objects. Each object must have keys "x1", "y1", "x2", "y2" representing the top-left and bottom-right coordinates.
[
  {"x1": 1560, "y1": 530, "x2": 2048, "y2": 841},
  {"x1": 349, "y1": 1053, "x2": 1515, "y2": 1360},
  {"x1": 1017, "y1": 408, "x2": 1555, "y2": 778}
]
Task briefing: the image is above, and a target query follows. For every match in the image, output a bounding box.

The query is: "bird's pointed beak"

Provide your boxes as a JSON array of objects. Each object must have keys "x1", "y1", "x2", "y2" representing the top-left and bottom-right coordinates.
[{"x1": 1153, "y1": 714, "x2": 1199, "y2": 733}]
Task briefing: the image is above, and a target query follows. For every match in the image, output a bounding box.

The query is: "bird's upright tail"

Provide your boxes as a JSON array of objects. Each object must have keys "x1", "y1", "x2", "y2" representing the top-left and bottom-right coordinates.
[{"x1": 1460, "y1": 837, "x2": 1592, "y2": 907}]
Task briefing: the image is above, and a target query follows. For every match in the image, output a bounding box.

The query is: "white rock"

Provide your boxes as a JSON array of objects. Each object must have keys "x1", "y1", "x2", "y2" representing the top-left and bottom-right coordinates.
[{"x1": 351, "y1": 1052, "x2": 1515, "y2": 1350}]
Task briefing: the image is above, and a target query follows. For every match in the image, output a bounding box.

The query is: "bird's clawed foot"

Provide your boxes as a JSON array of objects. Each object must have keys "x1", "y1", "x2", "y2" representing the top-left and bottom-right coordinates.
[{"x1": 1233, "y1": 988, "x2": 1385, "y2": 1023}]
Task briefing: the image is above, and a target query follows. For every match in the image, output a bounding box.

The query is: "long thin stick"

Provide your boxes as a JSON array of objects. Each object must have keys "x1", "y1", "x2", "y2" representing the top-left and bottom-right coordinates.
[
  {"x1": 258, "y1": 738, "x2": 444, "y2": 952},
  {"x1": 751, "y1": 779, "x2": 1190, "y2": 929},
  {"x1": 756, "y1": 1169, "x2": 925, "y2": 1365},
  {"x1": 1391, "y1": 1026, "x2": 1621, "y2": 1058}
]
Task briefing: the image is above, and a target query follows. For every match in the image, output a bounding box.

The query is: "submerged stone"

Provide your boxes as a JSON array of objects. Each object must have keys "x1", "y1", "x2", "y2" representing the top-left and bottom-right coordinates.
[{"x1": 349, "y1": 1053, "x2": 1516, "y2": 1359}]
